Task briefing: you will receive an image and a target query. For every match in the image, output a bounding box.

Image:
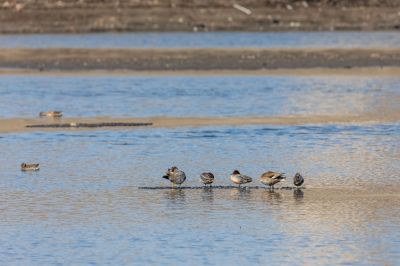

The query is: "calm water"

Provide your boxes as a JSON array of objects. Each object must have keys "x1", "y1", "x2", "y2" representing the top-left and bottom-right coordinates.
[
  {"x1": 0, "y1": 32, "x2": 400, "y2": 48},
  {"x1": 0, "y1": 125, "x2": 400, "y2": 265},
  {"x1": 0, "y1": 75, "x2": 399, "y2": 118},
  {"x1": 1, "y1": 73, "x2": 400, "y2": 265}
]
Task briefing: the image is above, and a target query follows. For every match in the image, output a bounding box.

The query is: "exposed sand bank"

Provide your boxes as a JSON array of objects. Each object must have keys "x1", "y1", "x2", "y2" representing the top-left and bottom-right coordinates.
[
  {"x1": 1, "y1": 114, "x2": 399, "y2": 133},
  {"x1": 1, "y1": 48, "x2": 400, "y2": 71}
]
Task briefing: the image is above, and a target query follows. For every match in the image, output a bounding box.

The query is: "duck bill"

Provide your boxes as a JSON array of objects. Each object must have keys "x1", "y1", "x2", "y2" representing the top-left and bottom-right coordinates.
[{"x1": 162, "y1": 175, "x2": 169, "y2": 179}]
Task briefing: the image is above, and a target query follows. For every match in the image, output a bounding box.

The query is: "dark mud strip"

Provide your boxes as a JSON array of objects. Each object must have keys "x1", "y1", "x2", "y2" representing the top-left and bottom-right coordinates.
[
  {"x1": 138, "y1": 186, "x2": 302, "y2": 190},
  {"x1": 26, "y1": 122, "x2": 153, "y2": 128},
  {"x1": 1, "y1": 48, "x2": 400, "y2": 71}
]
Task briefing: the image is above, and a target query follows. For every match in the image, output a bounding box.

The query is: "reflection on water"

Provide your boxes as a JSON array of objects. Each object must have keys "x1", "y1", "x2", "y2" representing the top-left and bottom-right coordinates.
[
  {"x1": 0, "y1": 124, "x2": 399, "y2": 264},
  {"x1": 0, "y1": 71, "x2": 399, "y2": 264},
  {"x1": 293, "y1": 188, "x2": 304, "y2": 200},
  {"x1": 0, "y1": 75, "x2": 398, "y2": 118},
  {"x1": 0, "y1": 187, "x2": 399, "y2": 265},
  {"x1": 2, "y1": 124, "x2": 399, "y2": 189}
]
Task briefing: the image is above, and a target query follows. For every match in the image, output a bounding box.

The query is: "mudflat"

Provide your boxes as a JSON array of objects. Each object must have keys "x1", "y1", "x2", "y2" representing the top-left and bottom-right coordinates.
[{"x1": 1, "y1": 48, "x2": 400, "y2": 71}]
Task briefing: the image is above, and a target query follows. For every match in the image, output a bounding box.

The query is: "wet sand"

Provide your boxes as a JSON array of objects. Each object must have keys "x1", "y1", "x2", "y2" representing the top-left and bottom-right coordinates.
[
  {"x1": 1, "y1": 113, "x2": 399, "y2": 133},
  {"x1": 1, "y1": 48, "x2": 400, "y2": 71}
]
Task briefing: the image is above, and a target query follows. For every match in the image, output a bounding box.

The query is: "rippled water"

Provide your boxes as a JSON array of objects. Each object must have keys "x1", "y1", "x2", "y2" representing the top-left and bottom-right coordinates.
[
  {"x1": 0, "y1": 75, "x2": 399, "y2": 118},
  {"x1": 1, "y1": 124, "x2": 400, "y2": 265},
  {"x1": 0, "y1": 32, "x2": 399, "y2": 48},
  {"x1": 1, "y1": 73, "x2": 400, "y2": 265}
]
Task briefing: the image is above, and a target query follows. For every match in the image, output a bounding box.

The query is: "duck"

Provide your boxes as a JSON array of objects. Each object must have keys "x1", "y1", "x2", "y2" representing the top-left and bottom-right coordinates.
[
  {"x1": 21, "y1": 163, "x2": 40, "y2": 171},
  {"x1": 230, "y1": 170, "x2": 252, "y2": 187},
  {"x1": 162, "y1": 166, "x2": 186, "y2": 187},
  {"x1": 200, "y1": 172, "x2": 214, "y2": 187},
  {"x1": 260, "y1": 171, "x2": 286, "y2": 190},
  {"x1": 293, "y1": 172, "x2": 304, "y2": 187},
  {"x1": 39, "y1": 111, "x2": 63, "y2": 118}
]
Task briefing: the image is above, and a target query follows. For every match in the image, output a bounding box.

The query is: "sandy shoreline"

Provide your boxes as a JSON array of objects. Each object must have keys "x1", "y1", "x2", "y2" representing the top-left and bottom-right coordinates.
[
  {"x1": 1, "y1": 48, "x2": 400, "y2": 71},
  {"x1": 1, "y1": 114, "x2": 399, "y2": 133}
]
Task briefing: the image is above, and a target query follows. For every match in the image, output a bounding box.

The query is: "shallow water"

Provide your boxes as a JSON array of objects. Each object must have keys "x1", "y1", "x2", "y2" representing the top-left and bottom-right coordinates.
[
  {"x1": 0, "y1": 75, "x2": 399, "y2": 118},
  {"x1": 0, "y1": 124, "x2": 400, "y2": 265},
  {"x1": 1, "y1": 72, "x2": 400, "y2": 265},
  {"x1": 0, "y1": 32, "x2": 399, "y2": 49}
]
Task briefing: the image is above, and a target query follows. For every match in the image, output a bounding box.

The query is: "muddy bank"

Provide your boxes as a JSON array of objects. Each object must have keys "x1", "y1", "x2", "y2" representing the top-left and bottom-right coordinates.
[
  {"x1": 1, "y1": 113, "x2": 399, "y2": 133},
  {"x1": 0, "y1": 1, "x2": 399, "y2": 33},
  {"x1": 1, "y1": 48, "x2": 400, "y2": 71}
]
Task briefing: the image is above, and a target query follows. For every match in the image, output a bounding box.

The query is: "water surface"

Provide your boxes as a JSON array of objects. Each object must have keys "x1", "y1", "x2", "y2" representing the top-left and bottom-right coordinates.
[
  {"x1": 0, "y1": 124, "x2": 399, "y2": 265},
  {"x1": 0, "y1": 75, "x2": 399, "y2": 118},
  {"x1": 1, "y1": 71, "x2": 399, "y2": 265},
  {"x1": 0, "y1": 32, "x2": 399, "y2": 49}
]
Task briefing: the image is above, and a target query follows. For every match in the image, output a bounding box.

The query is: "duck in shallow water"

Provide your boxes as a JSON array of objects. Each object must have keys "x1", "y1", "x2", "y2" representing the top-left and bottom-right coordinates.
[
  {"x1": 162, "y1": 166, "x2": 186, "y2": 187},
  {"x1": 39, "y1": 111, "x2": 63, "y2": 118},
  {"x1": 260, "y1": 171, "x2": 286, "y2": 190},
  {"x1": 21, "y1": 163, "x2": 40, "y2": 171},
  {"x1": 200, "y1": 172, "x2": 214, "y2": 187},
  {"x1": 293, "y1": 172, "x2": 304, "y2": 188},
  {"x1": 230, "y1": 170, "x2": 252, "y2": 187}
]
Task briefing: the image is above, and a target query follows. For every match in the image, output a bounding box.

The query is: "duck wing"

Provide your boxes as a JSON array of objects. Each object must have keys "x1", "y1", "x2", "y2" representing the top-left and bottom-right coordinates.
[
  {"x1": 240, "y1": 174, "x2": 252, "y2": 183},
  {"x1": 262, "y1": 171, "x2": 285, "y2": 179},
  {"x1": 201, "y1": 172, "x2": 214, "y2": 182}
]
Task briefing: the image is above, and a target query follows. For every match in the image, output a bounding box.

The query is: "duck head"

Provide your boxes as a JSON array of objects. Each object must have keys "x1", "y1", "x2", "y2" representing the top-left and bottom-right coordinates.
[
  {"x1": 163, "y1": 166, "x2": 178, "y2": 179},
  {"x1": 232, "y1": 170, "x2": 240, "y2": 175}
]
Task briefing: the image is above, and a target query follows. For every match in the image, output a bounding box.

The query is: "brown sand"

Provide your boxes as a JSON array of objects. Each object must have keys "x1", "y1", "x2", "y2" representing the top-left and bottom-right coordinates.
[
  {"x1": 1, "y1": 113, "x2": 399, "y2": 134},
  {"x1": 1, "y1": 48, "x2": 400, "y2": 71},
  {"x1": 0, "y1": 0, "x2": 399, "y2": 33}
]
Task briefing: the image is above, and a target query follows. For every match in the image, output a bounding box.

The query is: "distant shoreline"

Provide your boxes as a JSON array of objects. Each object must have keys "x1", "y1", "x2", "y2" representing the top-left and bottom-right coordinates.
[
  {"x1": 1, "y1": 48, "x2": 400, "y2": 71},
  {"x1": 0, "y1": 1, "x2": 399, "y2": 33}
]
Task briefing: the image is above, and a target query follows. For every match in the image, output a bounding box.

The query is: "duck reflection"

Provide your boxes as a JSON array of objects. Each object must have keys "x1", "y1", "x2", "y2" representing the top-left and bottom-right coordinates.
[
  {"x1": 293, "y1": 188, "x2": 304, "y2": 201},
  {"x1": 261, "y1": 190, "x2": 283, "y2": 204},
  {"x1": 229, "y1": 187, "x2": 252, "y2": 200},
  {"x1": 163, "y1": 188, "x2": 186, "y2": 203},
  {"x1": 201, "y1": 187, "x2": 214, "y2": 202}
]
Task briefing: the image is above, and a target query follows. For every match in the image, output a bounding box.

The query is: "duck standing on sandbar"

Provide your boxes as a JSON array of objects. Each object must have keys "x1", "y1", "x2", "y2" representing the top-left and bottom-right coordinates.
[
  {"x1": 260, "y1": 171, "x2": 286, "y2": 190},
  {"x1": 230, "y1": 170, "x2": 252, "y2": 188},
  {"x1": 162, "y1": 166, "x2": 186, "y2": 187},
  {"x1": 200, "y1": 172, "x2": 214, "y2": 187},
  {"x1": 21, "y1": 163, "x2": 40, "y2": 171},
  {"x1": 293, "y1": 172, "x2": 304, "y2": 188}
]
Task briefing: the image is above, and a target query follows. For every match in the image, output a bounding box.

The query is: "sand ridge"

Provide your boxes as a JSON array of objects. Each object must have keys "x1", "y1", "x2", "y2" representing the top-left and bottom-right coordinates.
[{"x1": 1, "y1": 113, "x2": 399, "y2": 133}]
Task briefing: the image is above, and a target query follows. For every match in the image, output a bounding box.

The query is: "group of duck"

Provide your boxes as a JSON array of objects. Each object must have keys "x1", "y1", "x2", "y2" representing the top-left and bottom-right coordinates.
[
  {"x1": 21, "y1": 164, "x2": 304, "y2": 189},
  {"x1": 163, "y1": 166, "x2": 305, "y2": 189}
]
